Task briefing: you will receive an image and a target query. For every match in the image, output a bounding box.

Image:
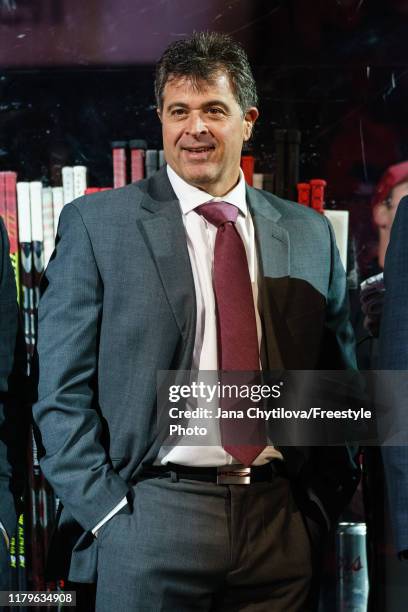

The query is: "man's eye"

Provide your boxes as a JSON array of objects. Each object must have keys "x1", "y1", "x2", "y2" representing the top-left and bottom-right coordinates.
[
  {"x1": 207, "y1": 108, "x2": 223, "y2": 115},
  {"x1": 172, "y1": 108, "x2": 187, "y2": 116}
]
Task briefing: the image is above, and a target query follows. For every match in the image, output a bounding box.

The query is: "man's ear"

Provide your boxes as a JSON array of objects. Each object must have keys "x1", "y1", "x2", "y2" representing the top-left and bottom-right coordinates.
[
  {"x1": 243, "y1": 107, "x2": 259, "y2": 141},
  {"x1": 373, "y1": 203, "x2": 389, "y2": 229},
  {"x1": 157, "y1": 107, "x2": 163, "y2": 123}
]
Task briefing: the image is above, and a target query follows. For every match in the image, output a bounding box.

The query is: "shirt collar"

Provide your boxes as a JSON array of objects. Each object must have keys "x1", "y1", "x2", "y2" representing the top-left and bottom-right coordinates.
[{"x1": 166, "y1": 164, "x2": 247, "y2": 217}]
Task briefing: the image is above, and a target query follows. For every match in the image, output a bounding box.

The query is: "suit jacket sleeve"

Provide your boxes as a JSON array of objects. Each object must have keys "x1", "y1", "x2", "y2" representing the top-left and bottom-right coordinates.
[
  {"x1": 321, "y1": 214, "x2": 357, "y2": 370},
  {"x1": 379, "y1": 196, "x2": 408, "y2": 554},
  {"x1": 33, "y1": 203, "x2": 130, "y2": 532},
  {"x1": 304, "y1": 215, "x2": 360, "y2": 524}
]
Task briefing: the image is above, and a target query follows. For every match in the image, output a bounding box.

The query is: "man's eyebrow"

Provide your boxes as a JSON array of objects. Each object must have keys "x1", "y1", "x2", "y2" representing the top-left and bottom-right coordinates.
[
  {"x1": 166, "y1": 100, "x2": 230, "y2": 111},
  {"x1": 166, "y1": 102, "x2": 189, "y2": 111},
  {"x1": 203, "y1": 100, "x2": 230, "y2": 110}
]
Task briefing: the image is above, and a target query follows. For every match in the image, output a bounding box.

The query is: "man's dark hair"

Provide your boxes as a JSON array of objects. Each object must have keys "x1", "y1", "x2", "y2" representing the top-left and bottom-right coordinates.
[{"x1": 155, "y1": 31, "x2": 258, "y2": 114}]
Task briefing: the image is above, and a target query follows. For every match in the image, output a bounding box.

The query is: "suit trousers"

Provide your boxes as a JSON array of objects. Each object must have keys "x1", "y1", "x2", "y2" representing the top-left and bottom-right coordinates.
[{"x1": 94, "y1": 471, "x2": 320, "y2": 612}]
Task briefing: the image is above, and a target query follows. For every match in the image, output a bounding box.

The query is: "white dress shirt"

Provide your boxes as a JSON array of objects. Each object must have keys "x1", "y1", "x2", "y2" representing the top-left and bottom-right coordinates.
[
  {"x1": 155, "y1": 164, "x2": 282, "y2": 466},
  {"x1": 93, "y1": 164, "x2": 281, "y2": 534}
]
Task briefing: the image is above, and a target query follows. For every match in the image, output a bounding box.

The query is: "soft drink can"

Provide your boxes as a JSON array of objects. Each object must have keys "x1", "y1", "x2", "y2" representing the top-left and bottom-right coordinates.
[{"x1": 336, "y1": 522, "x2": 369, "y2": 611}]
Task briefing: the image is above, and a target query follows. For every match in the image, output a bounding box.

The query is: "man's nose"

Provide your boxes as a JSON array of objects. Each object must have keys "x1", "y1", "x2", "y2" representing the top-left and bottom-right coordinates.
[{"x1": 185, "y1": 112, "x2": 208, "y2": 136}]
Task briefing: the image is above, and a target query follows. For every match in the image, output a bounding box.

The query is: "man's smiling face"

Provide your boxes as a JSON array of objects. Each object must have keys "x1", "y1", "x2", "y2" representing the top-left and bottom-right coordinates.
[{"x1": 158, "y1": 72, "x2": 258, "y2": 197}]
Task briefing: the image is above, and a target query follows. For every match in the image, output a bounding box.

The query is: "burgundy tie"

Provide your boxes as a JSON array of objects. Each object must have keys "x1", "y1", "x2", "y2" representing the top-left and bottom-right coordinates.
[{"x1": 196, "y1": 201, "x2": 266, "y2": 466}]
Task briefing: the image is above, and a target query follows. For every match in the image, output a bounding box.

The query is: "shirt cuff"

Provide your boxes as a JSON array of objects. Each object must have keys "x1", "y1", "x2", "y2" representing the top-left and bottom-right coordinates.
[{"x1": 92, "y1": 496, "x2": 128, "y2": 536}]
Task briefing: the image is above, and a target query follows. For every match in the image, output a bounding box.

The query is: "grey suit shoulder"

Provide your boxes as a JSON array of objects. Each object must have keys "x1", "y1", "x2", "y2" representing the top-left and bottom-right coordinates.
[{"x1": 66, "y1": 168, "x2": 327, "y2": 230}]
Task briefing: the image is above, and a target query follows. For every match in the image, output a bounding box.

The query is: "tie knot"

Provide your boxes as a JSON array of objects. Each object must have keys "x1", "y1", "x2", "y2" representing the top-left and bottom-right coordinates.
[{"x1": 195, "y1": 201, "x2": 239, "y2": 227}]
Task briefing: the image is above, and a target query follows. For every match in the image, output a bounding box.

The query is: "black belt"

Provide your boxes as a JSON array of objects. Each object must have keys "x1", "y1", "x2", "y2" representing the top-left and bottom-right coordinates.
[{"x1": 140, "y1": 461, "x2": 285, "y2": 485}]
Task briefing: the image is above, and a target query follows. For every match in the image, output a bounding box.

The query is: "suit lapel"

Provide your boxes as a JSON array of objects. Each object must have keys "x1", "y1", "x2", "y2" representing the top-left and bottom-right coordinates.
[
  {"x1": 138, "y1": 169, "x2": 196, "y2": 351},
  {"x1": 246, "y1": 186, "x2": 290, "y2": 278},
  {"x1": 246, "y1": 187, "x2": 291, "y2": 369}
]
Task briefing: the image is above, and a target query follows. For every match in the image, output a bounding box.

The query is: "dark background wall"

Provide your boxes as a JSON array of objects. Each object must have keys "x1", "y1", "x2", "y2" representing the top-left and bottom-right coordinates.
[{"x1": 1, "y1": 0, "x2": 408, "y2": 273}]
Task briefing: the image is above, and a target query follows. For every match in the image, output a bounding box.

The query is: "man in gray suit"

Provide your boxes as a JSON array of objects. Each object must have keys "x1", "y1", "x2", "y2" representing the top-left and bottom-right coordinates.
[{"x1": 34, "y1": 32, "x2": 359, "y2": 611}]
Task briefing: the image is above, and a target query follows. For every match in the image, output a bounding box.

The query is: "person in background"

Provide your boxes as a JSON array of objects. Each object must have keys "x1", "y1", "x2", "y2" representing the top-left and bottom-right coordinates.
[
  {"x1": 371, "y1": 161, "x2": 408, "y2": 271},
  {"x1": 349, "y1": 163, "x2": 408, "y2": 395},
  {"x1": 359, "y1": 161, "x2": 408, "y2": 345},
  {"x1": 356, "y1": 161, "x2": 408, "y2": 611},
  {"x1": 0, "y1": 217, "x2": 27, "y2": 590}
]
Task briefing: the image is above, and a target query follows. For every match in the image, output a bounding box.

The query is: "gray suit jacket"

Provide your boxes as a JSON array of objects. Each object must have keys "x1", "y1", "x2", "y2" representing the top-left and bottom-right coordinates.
[{"x1": 33, "y1": 167, "x2": 359, "y2": 581}]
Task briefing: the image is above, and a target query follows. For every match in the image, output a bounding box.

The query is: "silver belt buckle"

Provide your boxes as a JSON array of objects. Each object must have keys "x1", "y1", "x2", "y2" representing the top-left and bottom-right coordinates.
[{"x1": 217, "y1": 466, "x2": 251, "y2": 485}]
